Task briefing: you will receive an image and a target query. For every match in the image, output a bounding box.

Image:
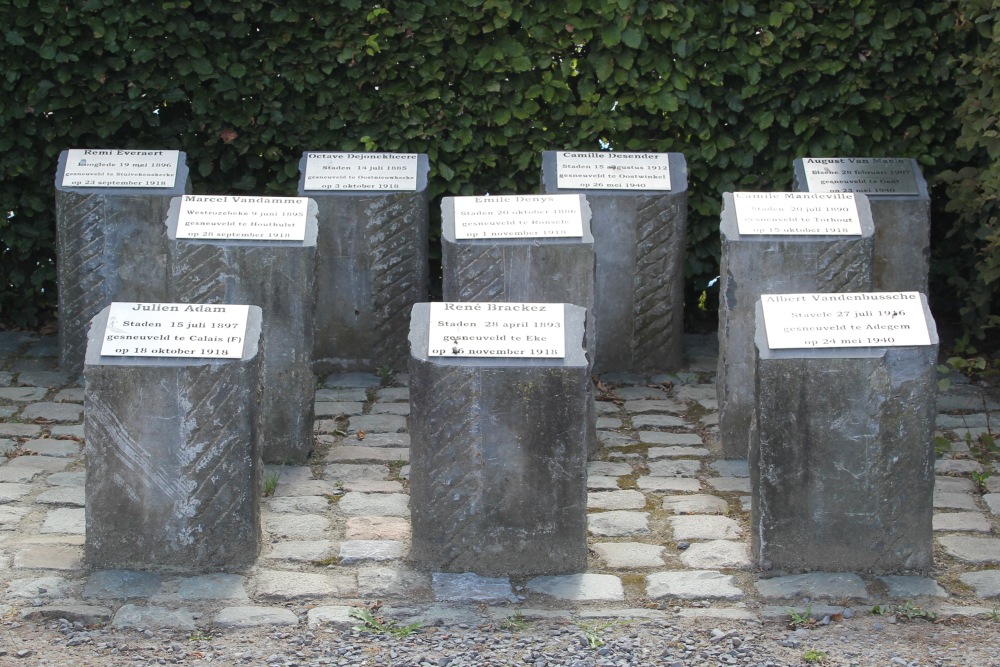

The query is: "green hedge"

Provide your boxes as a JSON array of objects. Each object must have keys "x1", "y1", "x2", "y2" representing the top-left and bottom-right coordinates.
[{"x1": 0, "y1": 0, "x2": 974, "y2": 331}]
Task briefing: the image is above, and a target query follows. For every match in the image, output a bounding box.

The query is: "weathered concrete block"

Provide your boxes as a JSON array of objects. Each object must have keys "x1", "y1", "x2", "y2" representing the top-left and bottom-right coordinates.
[
  {"x1": 83, "y1": 306, "x2": 264, "y2": 572},
  {"x1": 408, "y1": 303, "x2": 590, "y2": 576},
  {"x1": 440, "y1": 195, "x2": 597, "y2": 457},
  {"x1": 54, "y1": 151, "x2": 191, "y2": 376},
  {"x1": 793, "y1": 158, "x2": 931, "y2": 293},
  {"x1": 751, "y1": 299, "x2": 938, "y2": 574},
  {"x1": 542, "y1": 151, "x2": 687, "y2": 372},
  {"x1": 165, "y1": 199, "x2": 318, "y2": 464},
  {"x1": 297, "y1": 154, "x2": 430, "y2": 372},
  {"x1": 717, "y1": 192, "x2": 874, "y2": 458}
]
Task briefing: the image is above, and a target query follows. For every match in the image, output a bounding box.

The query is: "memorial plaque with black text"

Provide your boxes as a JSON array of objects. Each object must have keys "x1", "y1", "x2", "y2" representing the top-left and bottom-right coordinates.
[{"x1": 801, "y1": 157, "x2": 919, "y2": 195}]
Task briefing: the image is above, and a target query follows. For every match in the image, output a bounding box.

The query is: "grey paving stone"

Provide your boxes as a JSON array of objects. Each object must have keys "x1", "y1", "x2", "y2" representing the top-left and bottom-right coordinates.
[
  {"x1": 662, "y1": 494, "x2": 729, "y2": 515},
  {"x1": 705, "y1": 477, "x2": 751, "y2": 493},
  {"x1": 669, "y1": 515, "x2": 743, "y2": 540},
  {"x1": 596, "y1": 417, "x2": 623, "y2": 429},
  {"x1": 253, "y1": 570, "x2": 356, "y2": 600},
  {"x1": 933, "y1": 512, "x2": 992, "y2": 533},
  {"x1": 679, "y1": 540, "x2": 751, "y2": 570},
  {"x1": 20, "y1": 604, "x2": 113, "y2": 625},
  {"x1": 347, "y1": 415, "x2": 407, "y2": 434},
  {"x1": 598, "y1": 432, "x2": 638, "y2": 448},
  {"x1": 0, "y1": 370, "x2": 13, "y2": 386},
  {"x1": 0, "y1": 506, "x2": 30, "y2": 530},
  {"x1": 878, "y1": 575, "x2": 949, "y2": 598},
  {"x1": 16, "y1": 370, "x2": 70, "y2": 387},
  {"x1": 20, "y1": 402, "x2": 83, "y2": 422},
  {"x1": 756, "y1": 573, "x2": 870, "y2": 600},
  {"x1": 673, "y1": 385, "x2": 717, "y2": 404},
  {"x1": 936, "y1": 386, "x2": 999, "y2": 411},
  {"x1": 0, "y1": 406, "x2": 16, "y2": 419},
  {"x1": 7, "y1": 576, "x2": 74, "y2": 599},
  {"x1": 587, "y1": 475, "x2": 620, "y2": 491},
  {"x1": 345, "y1": 516, "x2": 410, "y2": 541},
  {"x1": 341, "y1": 479, "x2": 404, "y2": 493},
  {"x1": 433, "y1": 572, "x2": 515, "y2": 602},
  {"x1": 938, "y1": 536, "x2": 1000, "y2": 564},
  {"x1": 314, "y1": 419, "x2": 349, "y2": 434},
  {"x1": 740, "y1": 496, "x2": 752, "y2": 512},
  {"x1": 36, "y1": 486, "x2": 85, "y2": 507},
  {"x1": 646, "y1": 571, "x2": 743, "y2": 600},
  {"x1": 937, "y1": 413, "x2": 990, "y2": 429},
  {"x1": 985, "y1": 494, "x2": 1000, "y2": 515},
  {"x1": 13, "y1": 544, "x2": 83, "y2": 570},
  {"x1": 611, "y1": 386, "x2": 666, "y2": 401},
  {"x1": 271, "y1": 479, "x2": 340, "y2": 497},
  {"x1": 624, "y1": 399, "x2": 686, "y2": 414},
  {"x1": 936, "y1": 476, "x2": 976, "y2": 493},
  {"x1": 638, "y1": 432, "x2": 703, "y2": 446},
  {"x1": 325, "y1": 463, "x2": 391, "y2": 481},
  {"x1": 647, "y1": 460, "x2": 701, "y2": 477},
  {"x1": 326, "y1": 446, "x2": 409, "y2": 463},
  {"x1": 358, "y1": 565, "x2": 431, "y2": 598},
  {"x1": 215, "y1": 606, "x2": 298, "y2": 627},
  {"x1": 678, "y1": 608, "x2": 757, "y2": 621},
  {"x1": 648, "y1": 446, "x2": 710, "y2": 459},
  {"x1": 526, "y1": 573, "x2": 624, "y2": 601},
  {"x1": 49, "y1": 425, "x2": 84, "y2": 439},
  {"x1": 935, "y1": 459, "x2": 983, "y2": 474},
  {"x1": 587, "y1": 462, "x2": 632, "y2": 476},
  {"x1": 370, "y1": 402, "x2": 410, "y2": 416},
  {"x1": 587, "y1": 490, "x2": 646, "y2": 510},
  {"x1": 375, "y1": 387, "x2": 410, "y2": 402},
  {"x1": 986, "y1": 477, "x2": 1000, "y2": 493},
  {"x1": 338, "y1": 492, "x2": 409, "y2": 517},
  {"x1": 83, "y1": 570, "x2": 166, "y2": 600},
  {"x1": 710, "y1": 459, "x2": 750, "y2": 477},
  {"x1": 0, "y1": 423, "x2": 42, "y2": 438},
  {"x1": 315, "y1": 388, "x2": 368, "y2": 402},
  {"x1": 701, "y1": 413, "x2": 720, "y2": 427},
  {"x1": 0, "y1": 386, "x2": 48, "y2": 402},
  {"x1": 263, "y1": 465, "x2": 314, "y2": 485},
  {"x1": 112, "y1": 604, "x2": 196, "y2": 630},
  {"x1": 587, "y1": 511, "x2": 649, "y2": 537},
  {"x1": 339, "y1": 540, "x2": 406, "y2": 564},
  {"x1": 307, "y1": 605, "x2": 357, "y2": 629},
  {"x1": 324, "y1": 373, "x2": 382, "y2": 389},
  {"x1": 631, "y1": 414, "x2": 688, "y2": 429},
  {"x1": 267, "y1": 495, "x2": 331, "y2": 514},
  {"x1": 268, "y1": 540, "x2": 337, "y2": 563},
  {"x1": 22, "y1": 438, "x2": 80, "y2": 458},
  {"x1": 592, "y1": 542, "x2": 665, "y2": 568},
  {"x1": 40, "y1": 507, "x2": 85, "y2": 534},
  {"x1": 934, "y1": 492, "x2": 979, "y2": 510},
  {"x1": 264, "y1": 514, "x2": 331, "y2": 540},
  {"x1": 760, "y1": 604, "x2": 847, "y2": 620},
  {"x1": 958, "y1": 570, "x2": 1000, "y2": 598},
  {"x1": 636, "y1": 477, "x2": 702, "y2": 492},
  {"x1": 172, "y1": 573, "x2": 249, "y2": 601},
  {"x1": 338, "y1": 432, "x2": 411, "y2": 449},
  {"x1": 4, "y1": 455, "x2": 70, "y2": 472},
  {"x1": 52, "y1": 388, "x2": 85, "y2": 403},
  {"x1": 314, "y1": 401, "x2": 365, "y2": 417},
  {"x1": 0, "y1": 483, "x2": 32, "y2": 503},
  {"x1": 594, "y1": 401, "x2": 621, "y2": 415}
]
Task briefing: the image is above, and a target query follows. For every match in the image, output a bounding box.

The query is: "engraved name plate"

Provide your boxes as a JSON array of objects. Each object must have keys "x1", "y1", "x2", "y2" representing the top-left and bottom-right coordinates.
[
  {"x1": 176, "y1": 195, "x2": 309, "y2": 241},
  {"x1": 733, "y1": 192, "x2": 862, "y2": 235},
  {"x1": 802, "y1": 157, "x2": 919, "y2": 195},
  {"x1": 453, "y1": 195, "x2": 583, "y2": 239},
  {"x1": 101, "y1": 302, "x2": 250, "y2": 358},
  {"x1": 428, "y1": 302, "x2": 565, "y2": 358},
  {"x1": 62, "y1": 149, "x2": 179, "y2": 188},
  {"x1": 556, "y1": 151, "x2": 671, "y2": 190},
  {"x1": 302, "y1": 152, "x2": 419, "y2": 191}
]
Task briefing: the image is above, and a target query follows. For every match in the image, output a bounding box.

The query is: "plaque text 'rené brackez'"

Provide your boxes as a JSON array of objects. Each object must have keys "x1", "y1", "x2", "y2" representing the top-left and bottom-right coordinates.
[
  {"x1": 556, "y1": 151, "x2": 671, "y2": 190},
  {"x1": 428, "y1": 302, "x2": 566, "y2": 358},
  {"x1": 100, "y1": 302, "x2": 250, "y2": 359},
  {"x1": 62, "y1": 149, "x2": 179, "y2": 188},
  {"x1": 802, "y1": 157, "x2": 919, "y2": 195},
  {"x1": 760, "y1": 292, "x2": 931, "y2": 350},
  {"x1": 176, "y1": 195, "x2": 309, "y2": 241},
  {"x1": 302, "y1": 152, "x2": 419, "y2": 191},
  {"x1": 453, "y1": 195, "x2": 582, "y2": 239},
  {"x1": 733, "y1": 192, "x2": 863, "y2": 236}
]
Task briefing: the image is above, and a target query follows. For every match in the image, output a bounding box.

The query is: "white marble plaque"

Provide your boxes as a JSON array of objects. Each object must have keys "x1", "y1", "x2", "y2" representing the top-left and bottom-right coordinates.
[
  {"x1": 802, "y1": 157, "x2": 919, "y2": 195},
  {"x1": 101, "y1": 302, "x2": 250, "y2": 359},
  {"x1": 453, "y1": 195, "x2": 583, "y2": 239},
  {"x1": 176, "y1": 195, "x2": 308, "y2": 241},
  {"x1": 302, "y1": 152, "x2": 419, "y2": 191},
  {"x1": 733, "y1": 192, "x2": 862, "y2": 235},
  {"x1": 428, "y1": 302, "x2": 565, "y2": 358},
  {"x1": 760, "y1": 292, "x2": 931, "y2": 349},
  {"x1": 62, "y1": 149, "x2": 179, "y2": 188},
  {"x1": 556, "y1": 151, "x2": 671, "y2": 190}
]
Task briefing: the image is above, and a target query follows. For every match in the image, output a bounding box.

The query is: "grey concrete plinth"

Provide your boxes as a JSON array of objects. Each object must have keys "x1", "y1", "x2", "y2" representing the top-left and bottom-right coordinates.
[
  {"x1": 166, "y1": 200, "x2": 318, "y2": 464},
  {"x1": 542, "y1": 151, "x2": 687, "y2": 373},
  {"x1": 298, "y1": 153, "x2": 430, "y2": 373},
  {"x1": 408, "y1": 303, "x2": 590, "y2": 577},
  {"x1": 717, "y1": 192, "x2": 874, "y2": 458},
  {"x1": 54, "y1": 151, "x2": 191, "y2": 376},
  {"x1": 83, "y1": 306, "x2": 264, "y2": 572},
  {"x1": 751, "y1": 299, "x2": 938, "y2": 574},
  {"x1": 794, "y1": 158, "x2": 931, "y2": 293}
]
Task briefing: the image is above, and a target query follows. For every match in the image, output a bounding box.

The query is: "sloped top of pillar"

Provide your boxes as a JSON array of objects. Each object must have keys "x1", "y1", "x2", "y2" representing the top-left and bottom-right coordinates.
[
  {"x1": 295, "y1": 152, "x2": 430, "y2": 194},
  {"x1": 792, "y1": 157, "x2": 929, "y2": 200},
  {"x1": 409, "y1": 302, "x2": 589, "y2": 368},
  {"x1": 164, "y1": 196, "x2": 319, "y2": 247},
  {"x1": 540, "y1": 151, "x2": 688, "y2": 194},
  {"x1": 56, "y1": 149, "x2": 190, "y2": 196},
  {"x1": 720, "y1": 191, "x2": 875, "y2": 242},
  {"x1": 84, "y1": 304, "x2": 263, "y2": 367},
  {"x1": 440, "y1": 194, "x2": 594, "y2": 244}
]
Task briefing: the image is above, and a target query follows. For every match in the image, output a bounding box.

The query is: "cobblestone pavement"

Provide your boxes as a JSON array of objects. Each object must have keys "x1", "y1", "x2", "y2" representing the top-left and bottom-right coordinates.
[{"x1": 0, "y1": 331, "x2": 998, "y2": 638}]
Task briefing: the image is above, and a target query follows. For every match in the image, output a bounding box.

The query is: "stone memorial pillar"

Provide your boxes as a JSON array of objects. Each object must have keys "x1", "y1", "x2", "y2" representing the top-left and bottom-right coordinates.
[
  {"x1": 297, "y1": 152, "x2": 430, "y2": 372},
  {"x1": 717, "y1": 192, "x2": 875, "y2": 459},
  {"x1": 541, "y1": 151, "x2": 687, "y2": 372},
  {"x1": 55, "y1": 149, "x2": 191, "y2": 376},
  {"x1": 84, "y1": 304, "x2": 264, "y2": 572},
  {"x1": 408, "y1": 303, "x2": 590, "y2": 576},
  {"x1": 793, "y1": 157, "x2": 931, "y2": 293},
  {"x1": 751, "y1": 296, "x2": 938, "y2": 573},
  {"x1": 165, "y1": 196, "x2": 319, "y2": 464}
]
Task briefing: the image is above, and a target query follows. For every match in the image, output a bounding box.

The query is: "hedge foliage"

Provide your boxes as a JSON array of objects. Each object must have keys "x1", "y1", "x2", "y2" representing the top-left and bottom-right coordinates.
[{"x1": 0, "y1": 0, "x2": 978, "y2": 332}]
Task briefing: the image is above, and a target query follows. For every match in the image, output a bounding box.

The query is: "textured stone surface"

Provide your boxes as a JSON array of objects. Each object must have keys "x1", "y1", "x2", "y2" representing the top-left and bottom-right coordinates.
[
  {"x1": 717, "y1": 192, "x2": 874, "y2": 458},
  {"x1": 83, "y1": 570, "x2": 166, "y2": 600},
  {"x1": 83, "y1": 306, "x2": 264, "y2": 571},
  {"x1": 526, "y1": 573, "x2": 624, "y2": 601},
  {"x1": 752, "y1": 301, "x2": 938, "y2": 574},
  {"x1": 264, "y1": 514, "x2": 331, "y2": 540},
  {"x1": 938, "y1": 536, "x2": 1000, "y2": 564},
  {"x1": 112, "y1": 604, "x2": 196, "y2": 630},
  {"x1": 662, "y1": 494, "x2": 729, "y2": 515},
  {"x1": 587, "y1": 511, "x2": 650, "y2": 537},
  {"x1": 933, "y1": 512, "x2": 992, "y2": 533},
  {"x1": 542, "y1": 151, "x2": 688, "y2": 372},
  {"x1": 646, "y1": 571, "x2": 742, "y2": 600},
  {"x1": 647, "y1": 446, "x2": 710, "y2": 459},
  {"x1": 358, "y1": 565, "x2": 431, "y2": 598},
  {"x1": 958, "y1": 570, "x2": 1000, "y2": 598},
  {"x1": 20, "y1": 604, "x2": 113, "y2": 625},
  {"x1": 13, "y1": 544, "x2": 83, "y2": 570},
  {"x1": 338, "y1": 492, "x2": 409, "y2": 518},
  {"x1": 592, "y1": 542, "x2": 665, "y2": 568},
  {"x1": 679, "y1": 540, "x2": 751, "y2": 569},
  {"x1": 640, "y1": 432, "x2": 703, "y2": 446},
  {"x1": 22, "y1": 439, "x2": 81, "y2": 458},
  {"x1": 20, "y1": 402, "x2": 83, "y2": 422},
  {"x1": 587, "y1": 490, "x2": 646, "y2": 510},
  {"x1": 669, "y1": 515, "x2": 743, "y2": 541},
  {"x1": 433, "y1": 572, "x2": 514, "y2": 602},
  {"x1": 338, "y1": 540, "x2": 406, "y2": 564},
  {"x1": 41, "y1": 508, "x2": 85, "y2": 534},
  {"x1": 755, "y1": 573, "x2": 870, "y2": 600},
  {"x1": 306, "y1": 605, "x2": 356, "y2": 628},
  {"x1": 345, "y1": 516, "x2": 410, "y2": 541},
  {"x1": 215, "y1": 605, "x2": 298, "y2": 627},
  {"x1": 879, "y1": 575, "x2": 949, "y2": 598},
  {"x1": 636, "y1": 477, "x2": 702, "y2": 492},
  {"x1": 267, "y1": 540, "x2": 336, "y2": 562},
  {"x1": 408, "y1": 304, "x2": 590, "y2": 577},
  {"x1": 299, "y1": 155, "x2": 430, "y2": 373},
  {"x1": 253, "y1": 570, "x2": 355, "y2": 599},
  {"x1": 647, "y1": 459, "x2": 701, "y2": 477}
]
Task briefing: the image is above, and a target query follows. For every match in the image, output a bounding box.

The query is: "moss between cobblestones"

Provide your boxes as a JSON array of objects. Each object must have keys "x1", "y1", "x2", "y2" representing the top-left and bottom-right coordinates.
[{"x1": 617, "y1": 474, "x2": 639, "y2": 490}]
